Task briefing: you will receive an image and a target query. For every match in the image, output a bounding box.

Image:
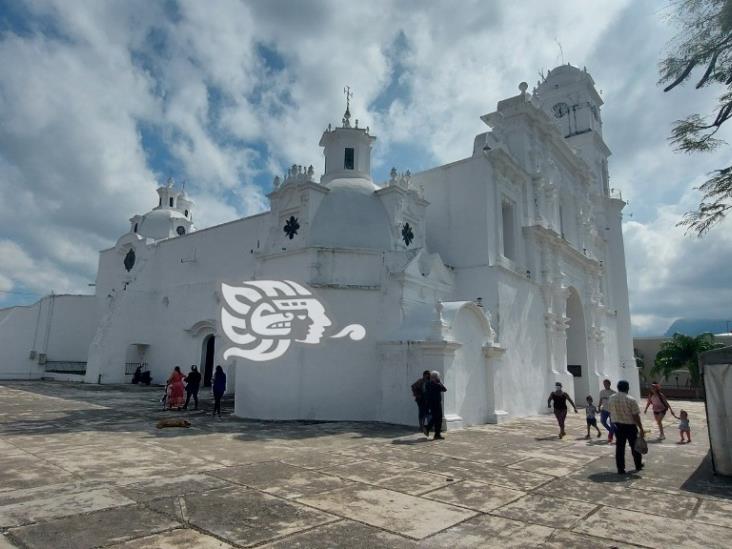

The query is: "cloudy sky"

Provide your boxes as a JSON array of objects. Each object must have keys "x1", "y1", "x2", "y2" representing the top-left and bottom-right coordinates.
[{"x1": 1, "y1": 0, "x2": 731, "y2": 336}]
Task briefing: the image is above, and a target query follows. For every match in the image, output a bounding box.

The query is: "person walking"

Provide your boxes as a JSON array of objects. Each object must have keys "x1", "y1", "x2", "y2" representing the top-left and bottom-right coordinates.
[
  {"x1": 585, "y1": 396, "x2": 602, "y2": 439},
  {"x1": 184, "y1": 365, "x2": 201, "y2": 410},
  {"x1": 424, "y1": 371, "x2": 447, "y2": 440},
  {"x1": 547, "y1": 382, "x2": 577, "y2": 438},
  {"x1": 411, "y1": 370, "x2": 431, "y2": 434},
  {"x1": 607, "y1": 380, "x2": 645, "y2": 474},
  {"x1": 166, "y1": 366, "x2": 186, "y2": 410},
  {"x1": 677, "y1": 410, "x2": 691, "y2": 444},
  {"x1": 598, "y1": 379, "x2": 616, "y2": 442},
  {"x1": 212, "y1": 365, "x2": 226, "y2": 418},
  {"x1": 644, "y1": 383, "x2": 674, "y2": 440}
]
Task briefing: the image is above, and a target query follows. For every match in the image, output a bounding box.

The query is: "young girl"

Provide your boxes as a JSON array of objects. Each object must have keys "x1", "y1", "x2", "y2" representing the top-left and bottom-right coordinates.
[
  {"x1": 585, "y1": 396, "x2": 602, "y2": 439},
  {"x1": 677, "y1": 410, "x2": 691, "y2": 444}
]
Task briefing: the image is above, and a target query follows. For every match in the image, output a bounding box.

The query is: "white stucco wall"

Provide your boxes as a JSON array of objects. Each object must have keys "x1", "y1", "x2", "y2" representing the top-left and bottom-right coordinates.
[{"x1": 0, "y1": 294, "x2": 97, "y2": 380}]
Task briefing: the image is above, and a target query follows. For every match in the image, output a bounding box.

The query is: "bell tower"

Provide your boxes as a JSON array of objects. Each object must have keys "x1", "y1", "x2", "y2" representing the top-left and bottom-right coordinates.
[
  {"x1": 319, "y1": 86, "x2": 376, "y2": 185},
  {"x1": 537, "y1": 64, "x2": 610, "y2": 196}
]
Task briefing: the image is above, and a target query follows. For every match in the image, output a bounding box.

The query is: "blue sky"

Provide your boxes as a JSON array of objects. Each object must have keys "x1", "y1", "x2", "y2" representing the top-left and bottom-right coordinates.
[{"x1": 1, "y1": 0, "x2": 731, "y2": 336}]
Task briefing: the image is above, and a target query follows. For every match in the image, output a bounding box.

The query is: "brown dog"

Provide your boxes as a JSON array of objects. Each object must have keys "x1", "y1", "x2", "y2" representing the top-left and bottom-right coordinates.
[{"x1": 156, "y1": 418, "x2": 191, "y2": 429}]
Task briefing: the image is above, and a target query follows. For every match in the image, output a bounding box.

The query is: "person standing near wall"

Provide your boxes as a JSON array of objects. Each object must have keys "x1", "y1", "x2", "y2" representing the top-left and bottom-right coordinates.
[
  {"x1": 547, "y1": 382, "x2": 577, "y2": 439},
  {"x1": 212, "y1": 365, "x2": 226, "y2": 418},
  {"x1": 598, "y1": 378, "x2": 616, "y2": 443},
  {"x1": 411, "y1": 370, "x2": 431, "y2": 434},
  {"x1": 608, "y1": 379, "x2": 645, "y2": 474},
  {"x1": 425, "y1": 371, "x2": 447, "y2": 440},
  {"x1": 184, "y1": 365, "x2": 201, "y2": 410}
]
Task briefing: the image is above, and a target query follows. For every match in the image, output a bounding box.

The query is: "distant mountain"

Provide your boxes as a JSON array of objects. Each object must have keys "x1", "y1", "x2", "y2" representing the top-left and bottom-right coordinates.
[{"x1": 664, "y1": 318, "x2": 731, "y2": 337}]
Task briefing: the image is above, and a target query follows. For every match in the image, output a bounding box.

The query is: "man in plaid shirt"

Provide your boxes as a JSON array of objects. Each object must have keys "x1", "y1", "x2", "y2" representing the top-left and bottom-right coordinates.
[{"x1": 607, "y1": 380, "x2": 646, "y2": 474}]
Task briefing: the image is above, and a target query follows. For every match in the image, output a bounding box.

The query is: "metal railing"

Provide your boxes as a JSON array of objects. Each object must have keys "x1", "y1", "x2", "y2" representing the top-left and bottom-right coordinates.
[
  {"x1": 125, "y1": 362, "x2": 148, "y2": 375},
  {"x1": 44, "y1": 361, "x2": 87, "y2": 374}
]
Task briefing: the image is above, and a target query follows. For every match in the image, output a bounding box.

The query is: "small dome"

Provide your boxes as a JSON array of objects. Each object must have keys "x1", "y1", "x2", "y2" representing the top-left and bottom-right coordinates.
[
  {"x1": 542, "y1": 64, "x2": 595, "y2": 87},
  {"x1": 310, "y1": 177, "x2": 391, "y2": 250},
  {"x1": 137, "y1": 209, "x2": 189, "y2": 240}
]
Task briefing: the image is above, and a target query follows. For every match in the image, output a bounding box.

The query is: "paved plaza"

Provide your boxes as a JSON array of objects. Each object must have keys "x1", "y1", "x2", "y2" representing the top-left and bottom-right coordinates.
[{"x1": 0, "y1": 382, "x2": 730, "y2": 548}]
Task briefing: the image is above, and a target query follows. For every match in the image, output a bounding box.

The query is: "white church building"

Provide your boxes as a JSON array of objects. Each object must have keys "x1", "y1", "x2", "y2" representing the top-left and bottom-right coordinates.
[{"x1": 0, "y1": 64, "x2": 639, "y2": 426}]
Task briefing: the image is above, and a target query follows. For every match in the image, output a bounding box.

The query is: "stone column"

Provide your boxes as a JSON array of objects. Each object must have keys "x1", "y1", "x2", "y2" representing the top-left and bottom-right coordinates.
[{"x1": 483, "y1": 343, "x2": 507, "y2": 423}]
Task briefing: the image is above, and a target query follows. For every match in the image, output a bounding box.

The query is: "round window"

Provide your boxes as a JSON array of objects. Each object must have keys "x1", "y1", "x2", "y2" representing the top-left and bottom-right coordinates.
[{"x1": 176, "y1": 225, "x2": 186, "y2": 236}]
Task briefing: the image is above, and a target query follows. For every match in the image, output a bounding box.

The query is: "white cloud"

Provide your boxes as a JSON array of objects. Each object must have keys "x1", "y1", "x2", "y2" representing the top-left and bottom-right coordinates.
[{"x1": 624, "y1": 189, "x2": 732, "y2": 335}]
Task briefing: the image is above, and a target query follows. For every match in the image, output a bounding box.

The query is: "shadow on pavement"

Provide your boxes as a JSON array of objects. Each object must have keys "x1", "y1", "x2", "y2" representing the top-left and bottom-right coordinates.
[
  {"x1": 390, "y1": 438, "x2": 432, "y2": 445},
  {"x1": 679, "y1": 452, "x2": 732, "y2": 500},
  {"x1": 586, "y1": 471, "x2": 639, "y2": 483}
]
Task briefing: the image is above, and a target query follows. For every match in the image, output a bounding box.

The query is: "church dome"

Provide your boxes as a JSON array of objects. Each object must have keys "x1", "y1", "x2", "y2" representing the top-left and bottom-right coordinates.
[
  {"x1": 310, "y1": 177, "x2": 392, "y2": 250},
  {"x1": 541, "y1": 64, "x2": 596, "y2": 89},
  {"x1": 137, "y1": 209, "x2": 189, "y2": 240}
]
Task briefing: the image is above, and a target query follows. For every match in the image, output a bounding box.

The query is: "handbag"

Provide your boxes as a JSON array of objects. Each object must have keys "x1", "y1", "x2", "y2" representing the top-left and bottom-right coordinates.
[{"x1": 634, "y1": 436, "x2": 648, "y2": 455}]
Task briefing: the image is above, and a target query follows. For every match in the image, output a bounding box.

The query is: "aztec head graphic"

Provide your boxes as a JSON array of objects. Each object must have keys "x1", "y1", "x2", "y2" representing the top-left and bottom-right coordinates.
[{"x1": 220, "y1": 280, "x2": 365, "y2": 362}]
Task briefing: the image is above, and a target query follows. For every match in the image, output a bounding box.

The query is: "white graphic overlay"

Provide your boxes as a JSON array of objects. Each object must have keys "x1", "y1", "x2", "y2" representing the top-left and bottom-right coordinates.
[{"x1": 220, "y1": 280, "x2": 365, "y2": 362}]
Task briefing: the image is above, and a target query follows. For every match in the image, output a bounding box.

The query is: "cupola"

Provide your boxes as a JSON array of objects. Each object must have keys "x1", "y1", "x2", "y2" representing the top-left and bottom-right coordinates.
[
  {"x1": 319, "y1": 87, "x2": 376, "y2": 185},
  {"x1": 130, "y1": 177, "x2": 196, "y2": 240}
]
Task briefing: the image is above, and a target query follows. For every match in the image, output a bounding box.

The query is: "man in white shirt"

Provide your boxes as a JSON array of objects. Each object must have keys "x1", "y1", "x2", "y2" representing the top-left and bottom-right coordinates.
[
  {"x1": 607, "y1": 380, "x2": 645, "y2": 474},
  {"x1": 598, "y1": 379, "x2": 616, "y2": 442}
]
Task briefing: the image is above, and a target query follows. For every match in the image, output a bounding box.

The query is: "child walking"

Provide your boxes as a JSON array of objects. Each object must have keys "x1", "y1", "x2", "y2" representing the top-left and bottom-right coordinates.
[
  {"x1": 677, "y1": 410, "x2": 691, "y2": 444},
  {"x1": 585, "y1": 396, "x2": 602, "y2": 439}
]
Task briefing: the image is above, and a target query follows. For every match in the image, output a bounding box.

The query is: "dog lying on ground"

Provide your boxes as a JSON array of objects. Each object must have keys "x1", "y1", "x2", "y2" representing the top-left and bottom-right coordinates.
[{"x1": 156, "y1": 418, "x2": 192, "y2": 429}]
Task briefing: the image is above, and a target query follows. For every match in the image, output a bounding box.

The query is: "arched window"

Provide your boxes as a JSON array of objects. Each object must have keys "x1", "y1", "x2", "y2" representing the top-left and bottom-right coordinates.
[
  {"x1": 184, "y1": 209, "x2": 189, "y2": 217},
  {"x1": 501, "y1": 198, "x2": 517, "y2": 261},
  {"x1": 169, "y1": 197, "x2": 174, "y2": 207},
  {"x1": 158, "y1": 197, "x2": 161, "y2": 207},
  {"x1": 133, "y1": 223, "x2": 138, "y2": 233}
]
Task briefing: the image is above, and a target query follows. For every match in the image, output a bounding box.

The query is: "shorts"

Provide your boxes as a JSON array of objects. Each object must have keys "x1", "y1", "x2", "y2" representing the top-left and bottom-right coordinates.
[{"x1": 586, "y1": 417, "x2": 597, "y2": 426}]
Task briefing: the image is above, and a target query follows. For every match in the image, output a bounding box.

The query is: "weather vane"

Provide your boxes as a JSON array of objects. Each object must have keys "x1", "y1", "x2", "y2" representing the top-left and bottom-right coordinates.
[
  {"x1": 343, "y1": 86, "x2": 353, "y2": 127},
  {"x1": 344, "y1": 86, "x2": 353, "y2": 110}
]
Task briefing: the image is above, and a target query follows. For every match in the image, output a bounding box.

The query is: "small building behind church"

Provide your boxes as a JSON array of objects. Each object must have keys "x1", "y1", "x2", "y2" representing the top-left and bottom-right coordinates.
[{"x1": 0, "y1": 64, "x2": 639, "y2": 426}]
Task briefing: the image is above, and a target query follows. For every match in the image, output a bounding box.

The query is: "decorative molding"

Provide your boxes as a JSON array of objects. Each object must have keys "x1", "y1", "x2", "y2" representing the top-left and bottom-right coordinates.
[{"x1": 482, "y1": 344, "x2": 506, "y2": 358}]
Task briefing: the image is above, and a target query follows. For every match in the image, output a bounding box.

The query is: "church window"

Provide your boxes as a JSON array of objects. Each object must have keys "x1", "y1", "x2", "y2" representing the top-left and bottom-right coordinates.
[
  {"x1": 133, "y1": 223, "x2": 138, "y2": 233},
  {"x1": 344, "y1": 147, "x2": 354, "y2": 170},
  {"x1": 169, "y1": 197, "x2": 174, "y2": 207},
  {"x1": 401, "y1": 223, "x2": 414, "y2": 246},
  {"x1": 559, "y1": 204, "x2": 566, "y2": 239},
  {"x1": 501, "y1": 199, "x2": 517, "y2": 261},
  {"x1": 283, "y1": 215, "x2": 300, "y2": 239},
  {"x1": 176, "y1": 226, "x2": 186, "y2": 236},
  {"x1": 184, "y1": 209, "x2": 189, "y2": 217},
  {"x1": 123, "y1": 248, "x2": 136, "y2": 272}
]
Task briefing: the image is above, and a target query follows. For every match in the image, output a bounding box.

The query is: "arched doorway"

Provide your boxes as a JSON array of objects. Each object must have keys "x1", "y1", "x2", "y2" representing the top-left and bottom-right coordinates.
[
  {"x1": 201, "y1": 335, "x2": 215, "y2": 387},
  {"x1": 566, "y1": 287, "x2": 589, "y2": 401}
]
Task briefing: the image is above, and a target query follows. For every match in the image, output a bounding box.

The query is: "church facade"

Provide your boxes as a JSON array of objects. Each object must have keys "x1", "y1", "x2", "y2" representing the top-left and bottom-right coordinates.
[{"x1": 0, "y1": 64, "x2": 639, "y2": 426}]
